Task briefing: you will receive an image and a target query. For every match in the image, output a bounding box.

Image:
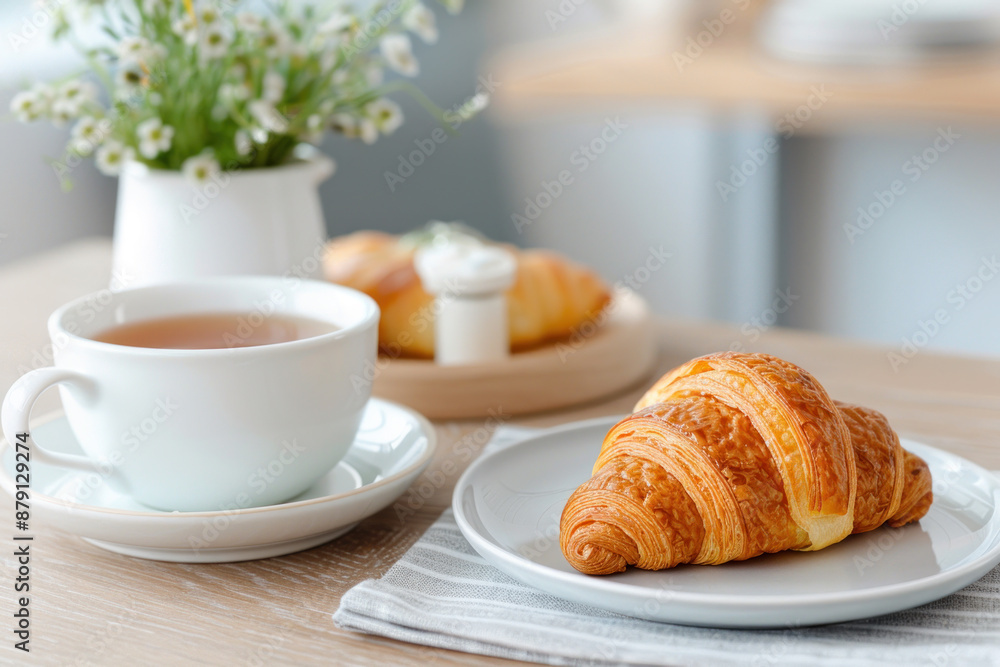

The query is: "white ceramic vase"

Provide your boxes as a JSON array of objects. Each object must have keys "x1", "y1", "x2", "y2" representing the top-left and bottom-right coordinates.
[{"x1": 110, "y1": 148, "x2": 335, "y2": 290}]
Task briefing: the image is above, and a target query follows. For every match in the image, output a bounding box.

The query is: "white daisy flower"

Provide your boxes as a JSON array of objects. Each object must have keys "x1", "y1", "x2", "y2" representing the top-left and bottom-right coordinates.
[
  {"x1": 440, "y1": 0, "x2": 464, "y2": 14},
  {"x1": 358, "y1": 117, "x2": 378, "y2": 144},
  {"x1": 200, "y1": 26, "x2": 231, "y2": 59},
  {"x1": 200, "y1": 7, "x2": 220, "y2": 25},
  {"x1": 234, "y1": 129, "x2": 253, "y2": 156},
  {"x1": 117, "y1": 36, "x2": 147, "y2": 60},
  {"x1": 236, "y1": 12, "x2": 264, "y2": 33},
  {"x1": 136, "y1": 117, "x2": 174, "y2": 158},
  {"x1": 248, "y1": 99, "x2": 288, "y2": 133},
  {"x1": 403, "y1": 3, "x2": 438, "y2": 44},
  {"x1": 182, "y1": 152, "x2": 221, "y2": 185},
  {"x1": 9, "y1": 89, "x2": 46, "y2": 122},
  {"x1": 172, "y1": 15, "x2": 198, "y2": 45},
  {"x1": 219, "y1": 82, "x2": 250, "y2": 103},
  {"x1": 318, "y1": 11, "x2": 352, "y2": 36},
  {"x1": 366, "y1": 98, "x2": 404, "y2": 135},
  {"x1": 95, "y1": 140, "x2": 135, "y2": 176},
  {"x1": 329, "y1": 113, "x2": 358, "y2": 138},
  {"x1": 262, "y1": 71, "x2": 285, "y2": 103},
  {"x1": 115, "y1": 63, "x2": 145, "y2": 96},
  {"x1": 117, "y1": 36, "x2": 156, "y2": 64},
  {"x1": 55, "y1": 79, "x2": 97, "y2": 116},
  {"x1": 49, "y1": 100, "x2": 76, "y2": 127},
  {"x1": 259, "y1": 25, "x2": 290, "y2": 57},
  {"x1": 380, "y1": 34, "x2": 419, "y2": 77},
  {"x1": 70, "y1": 116, "x2": 109, "y2": 155}
]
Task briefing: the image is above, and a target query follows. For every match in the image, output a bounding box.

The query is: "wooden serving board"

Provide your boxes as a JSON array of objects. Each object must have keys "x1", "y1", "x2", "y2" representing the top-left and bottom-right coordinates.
[{"x1": 371, "y1": 289, "x2": 658, "y2": 419}]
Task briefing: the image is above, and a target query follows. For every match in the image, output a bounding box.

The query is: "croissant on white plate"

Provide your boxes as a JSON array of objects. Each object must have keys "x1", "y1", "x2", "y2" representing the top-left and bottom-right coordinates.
[{"x1": 560, "y1": 352, "x2": 933, "y2": 575}]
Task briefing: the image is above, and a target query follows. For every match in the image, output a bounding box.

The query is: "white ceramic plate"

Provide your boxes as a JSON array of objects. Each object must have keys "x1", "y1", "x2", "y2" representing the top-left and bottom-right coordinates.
[
  {"x1": 453, "y1": 417, "x2": 1000, "y2": 628},
  {"x1": 0, "y1": 398, "x2": 435, "y2": 563}
]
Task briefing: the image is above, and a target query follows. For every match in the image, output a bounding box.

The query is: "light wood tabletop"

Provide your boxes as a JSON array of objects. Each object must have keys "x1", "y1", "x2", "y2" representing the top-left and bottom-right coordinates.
[{"x1": 1, "y1": 239, "x2": 999, "y2": 666}]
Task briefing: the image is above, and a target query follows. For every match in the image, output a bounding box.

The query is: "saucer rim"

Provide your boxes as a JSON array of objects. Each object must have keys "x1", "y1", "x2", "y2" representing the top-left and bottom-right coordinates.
[{"x1": 2, "y1": 397, "x2": 435, "y2": 520}]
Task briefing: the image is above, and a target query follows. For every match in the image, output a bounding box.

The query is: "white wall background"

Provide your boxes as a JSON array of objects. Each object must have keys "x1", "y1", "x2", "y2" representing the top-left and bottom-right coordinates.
[{"x1": 780, "y1": 125, "x2": 1000, "y2": 357}]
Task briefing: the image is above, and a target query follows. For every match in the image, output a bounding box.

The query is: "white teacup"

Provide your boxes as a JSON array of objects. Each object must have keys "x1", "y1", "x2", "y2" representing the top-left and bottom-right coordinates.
[{"x1": 1, "y1": 277, "x2": 379, "y2": 512}]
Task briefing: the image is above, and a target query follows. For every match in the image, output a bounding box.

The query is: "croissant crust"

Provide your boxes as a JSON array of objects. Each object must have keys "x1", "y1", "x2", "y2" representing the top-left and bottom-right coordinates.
[{"x1": 560, "y1": 352, "x2": 933, "y2": 575}]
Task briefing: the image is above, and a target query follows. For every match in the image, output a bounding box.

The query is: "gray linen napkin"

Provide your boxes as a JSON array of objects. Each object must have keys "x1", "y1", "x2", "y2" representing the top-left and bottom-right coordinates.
[{"x1": 333, "y1": 427, "x2": 1000, "y2": 666}]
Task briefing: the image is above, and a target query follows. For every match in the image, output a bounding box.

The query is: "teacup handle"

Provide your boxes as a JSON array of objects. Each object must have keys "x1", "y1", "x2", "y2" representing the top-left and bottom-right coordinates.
[{"x1": 2, "y1": 368, "x2": 97, "y2": 472}]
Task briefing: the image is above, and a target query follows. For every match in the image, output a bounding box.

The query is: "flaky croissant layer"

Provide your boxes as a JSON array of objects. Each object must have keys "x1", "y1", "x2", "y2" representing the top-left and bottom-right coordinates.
[{"x1": 560, "y1": 352, "x2": 933, "y2": 575}]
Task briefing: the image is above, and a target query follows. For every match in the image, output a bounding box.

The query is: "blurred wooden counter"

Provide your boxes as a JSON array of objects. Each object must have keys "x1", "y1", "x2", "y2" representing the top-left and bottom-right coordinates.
[{"x1": 489, "y1": 19, "x2": 1000, "y2": 125}]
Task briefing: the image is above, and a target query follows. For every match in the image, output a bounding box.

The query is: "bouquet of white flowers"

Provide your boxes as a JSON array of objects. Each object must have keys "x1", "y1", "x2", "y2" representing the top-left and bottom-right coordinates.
[{"x1": 10, "y1": 0, "x2": 477, "y2": 185}]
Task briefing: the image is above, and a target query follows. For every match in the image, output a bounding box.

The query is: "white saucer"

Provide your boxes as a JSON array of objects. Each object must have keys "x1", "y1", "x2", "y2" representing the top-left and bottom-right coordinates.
[
  {"x1": 453, "y1": 417, "x2": 1000, "y2": 628},
  {"x1": 0, "y1": 398, "x2": 435, "y2": 563}
]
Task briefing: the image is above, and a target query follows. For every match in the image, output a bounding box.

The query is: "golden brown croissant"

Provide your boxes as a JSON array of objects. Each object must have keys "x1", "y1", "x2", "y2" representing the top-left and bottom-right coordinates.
[
  {"x1": 323, "y1": 231, "x2": 610, "y2": 357},
  {"x1": 560, "y1": 352, "x2": 933, "y2": 575}
]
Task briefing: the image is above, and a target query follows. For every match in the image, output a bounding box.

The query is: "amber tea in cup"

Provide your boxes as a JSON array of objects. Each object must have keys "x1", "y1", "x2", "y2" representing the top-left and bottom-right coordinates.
[{"x1": 91, "y1": 312, "x2": 337, "y2": 350}]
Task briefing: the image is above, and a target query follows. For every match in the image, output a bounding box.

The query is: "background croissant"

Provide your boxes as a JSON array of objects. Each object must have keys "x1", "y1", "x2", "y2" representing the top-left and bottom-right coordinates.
[
  {"x1": 323, "y1": 231, "x2": 610, "y2": 358},
  {"x1": 560, "y1": 352, "x2": 933, "y2": 575}
]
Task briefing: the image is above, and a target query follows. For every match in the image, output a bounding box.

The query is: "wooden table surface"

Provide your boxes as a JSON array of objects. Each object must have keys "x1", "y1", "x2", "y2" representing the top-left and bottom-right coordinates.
[{"x1": 1, "y1": 239, "x2": 999, "y2": 666}]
